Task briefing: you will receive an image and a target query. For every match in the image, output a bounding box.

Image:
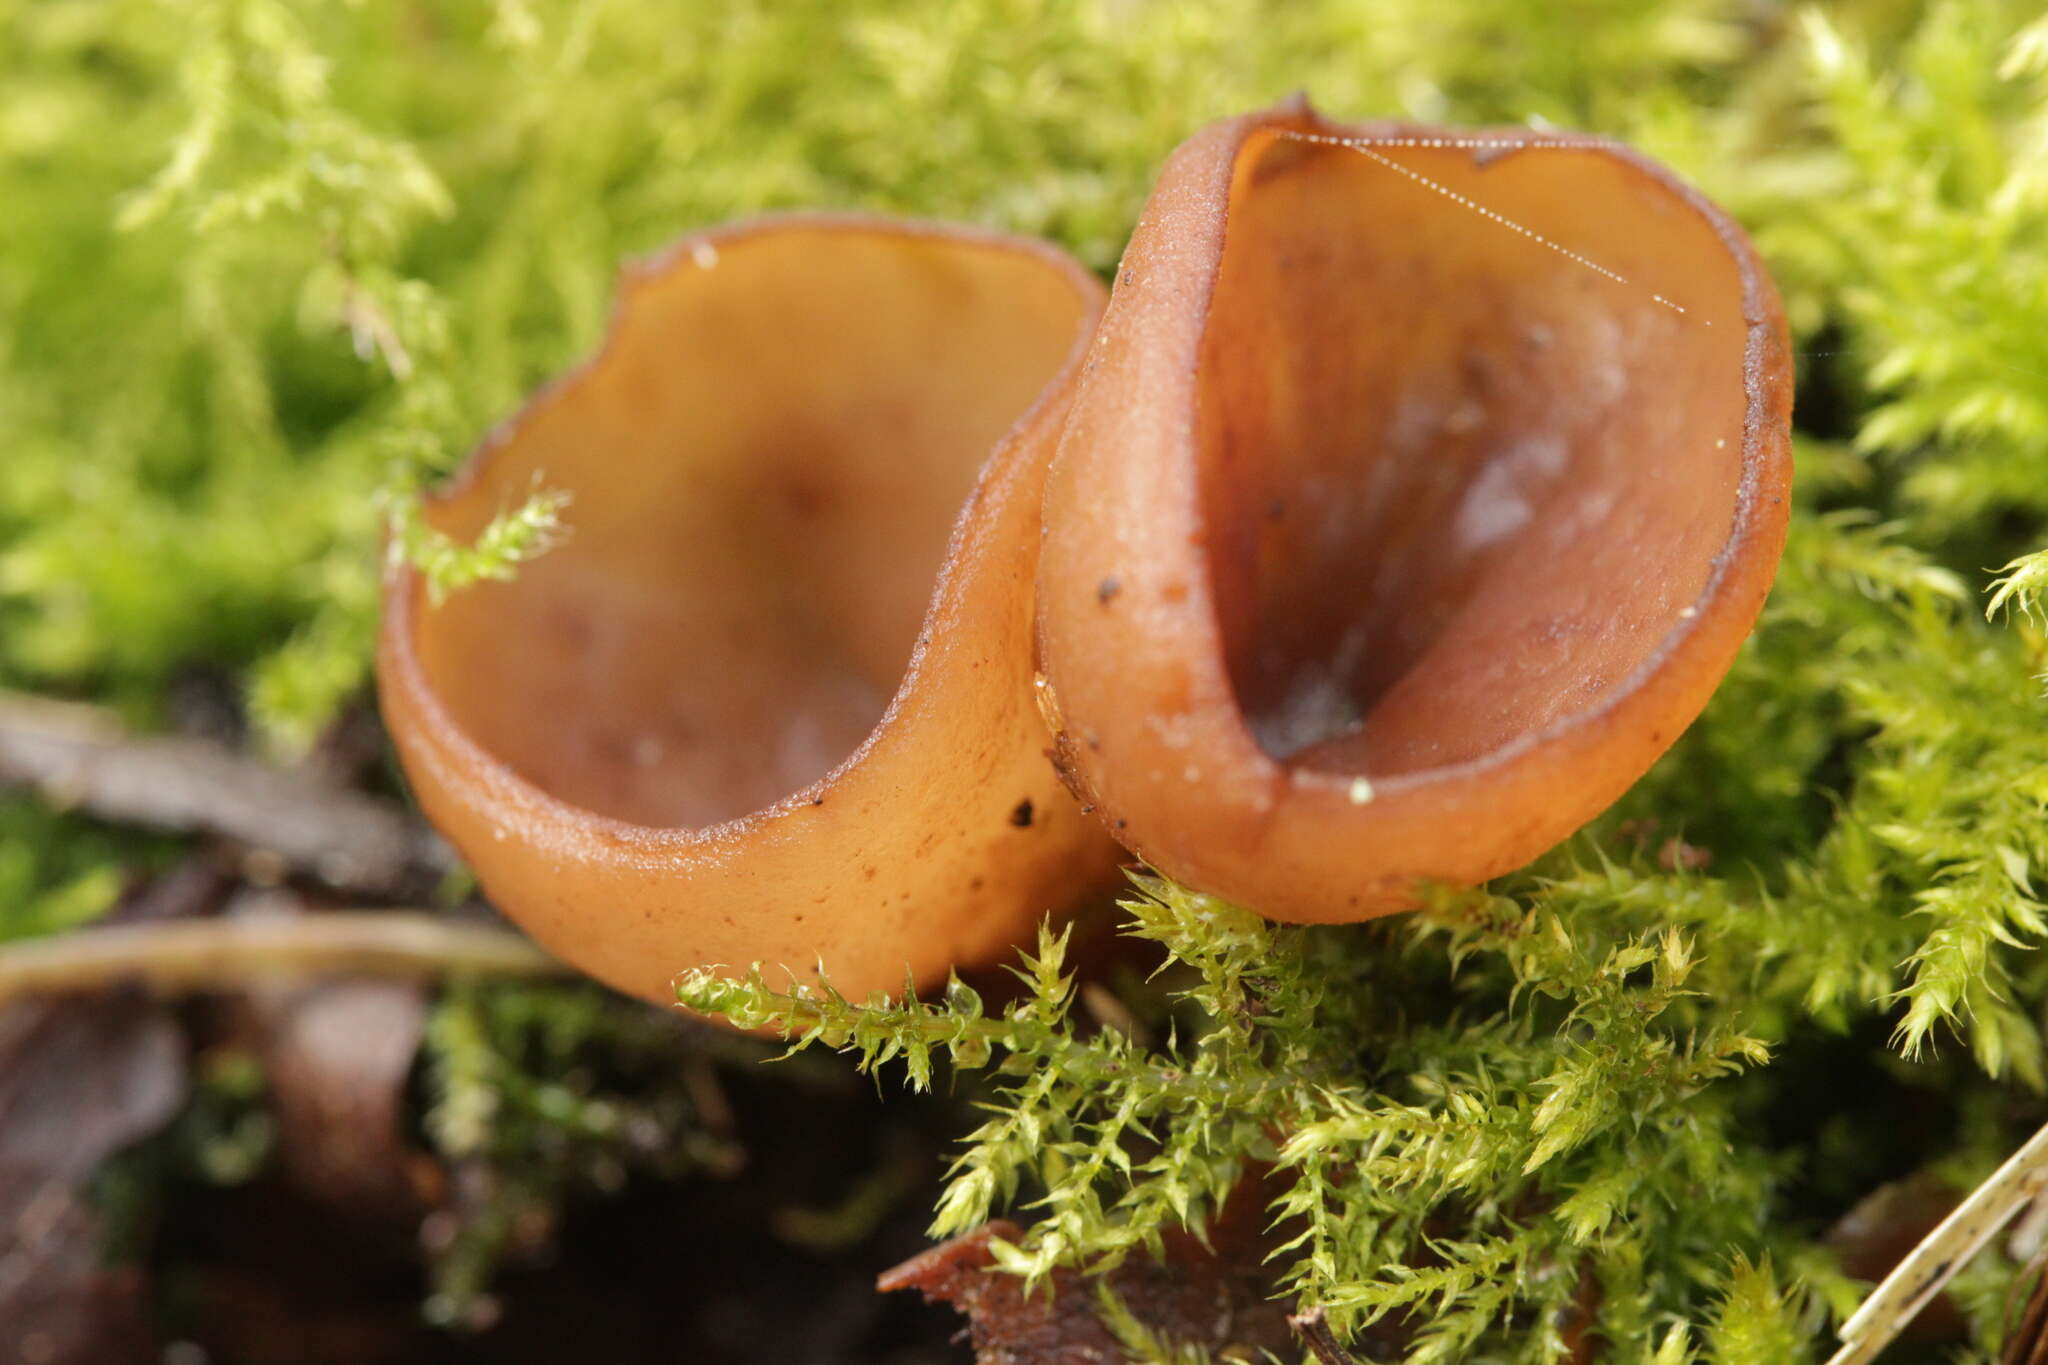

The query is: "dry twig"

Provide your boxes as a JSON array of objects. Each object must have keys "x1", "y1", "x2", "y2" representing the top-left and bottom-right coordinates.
[
  {"x1": 0, "y1": 689, "x2": 449, "y2": 895},
  {"x1": 1289, "y1": 1306, "x2": 1363, "y2": 1365},
  {"x1": 0, "y1": 912, "x2": 564, "y2": 1003}
]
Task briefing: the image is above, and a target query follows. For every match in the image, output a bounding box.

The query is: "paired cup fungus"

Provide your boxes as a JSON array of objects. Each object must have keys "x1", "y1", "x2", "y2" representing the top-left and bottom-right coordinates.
[{"x1": 377, "y1": 103, "x2": 1793, "y2": 1006}]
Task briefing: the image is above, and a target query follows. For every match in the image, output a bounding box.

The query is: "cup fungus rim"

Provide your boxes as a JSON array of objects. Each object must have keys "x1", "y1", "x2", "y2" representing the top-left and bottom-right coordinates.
[
  {"x1": 1166, "y1": 104, "x2": 1792, "y2": 803},
  {"x1": 378, "y1": 211, "x2": 1109, "y2": 855}
]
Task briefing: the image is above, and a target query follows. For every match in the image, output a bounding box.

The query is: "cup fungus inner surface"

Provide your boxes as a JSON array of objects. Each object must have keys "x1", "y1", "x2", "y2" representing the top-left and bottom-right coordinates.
[
  {"x1": 414, "y1": 227, "x2": 1093, "y2": 829},
  {"x1": 1200, "y1": 130, "x2": 1751, "y2": 779}
]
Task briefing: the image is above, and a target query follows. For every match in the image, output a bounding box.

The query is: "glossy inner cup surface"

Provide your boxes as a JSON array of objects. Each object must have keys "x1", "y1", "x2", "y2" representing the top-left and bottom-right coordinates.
[
  {"x1": 1198, "y1": 132, "x2": 1750, "y2": 778},
  {"x1": 415, "y1": 229, "x2": 1093, "y2": 827}
]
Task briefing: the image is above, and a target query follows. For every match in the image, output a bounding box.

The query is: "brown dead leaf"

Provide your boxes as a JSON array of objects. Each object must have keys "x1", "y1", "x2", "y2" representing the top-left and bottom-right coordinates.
[
  {"x1": 878, "y1": 1185, "x2": 1295, "y2": 1364},
  {"x1": 0, "y1": 992, "x2": 186, "y2": 1186},
  {"x1": 0, "y1": 1176, "x2": 157, "y2": 1365},
  {"x1": 0, "y1": 990, "x2": 187, "y2": 1365}
]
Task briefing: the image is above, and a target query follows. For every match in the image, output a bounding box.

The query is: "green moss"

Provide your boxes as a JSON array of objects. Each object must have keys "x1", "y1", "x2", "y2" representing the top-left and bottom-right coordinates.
[
  {"x1": 10, "y1": 0, "x2": 2048, "y2": 1357},
  {"x1": 419, "y1": 979, "x2": 751, "y2": 1325},
  {"x1": 0, "y1": 798, "x2": 130, "y2": 942}
]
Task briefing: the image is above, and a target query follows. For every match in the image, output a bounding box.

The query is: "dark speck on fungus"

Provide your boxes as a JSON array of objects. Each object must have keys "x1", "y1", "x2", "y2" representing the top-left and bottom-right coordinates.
[{"x1": 378, "y1": 101, "x2": 1790, "y2": 1011}]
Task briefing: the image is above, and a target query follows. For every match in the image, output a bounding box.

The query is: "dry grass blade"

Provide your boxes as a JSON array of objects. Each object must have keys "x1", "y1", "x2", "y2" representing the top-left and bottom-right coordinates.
[
  {"x1": 0, "y1": 912, "x2": 565, "y2": 1003},
  {"x1": 1829, "y1": 1120, "x2": 2048, "y2": 1365}
]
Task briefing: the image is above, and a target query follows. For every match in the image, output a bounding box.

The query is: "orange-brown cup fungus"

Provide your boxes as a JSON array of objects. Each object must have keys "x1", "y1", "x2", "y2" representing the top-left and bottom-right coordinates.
[
  {"x1": 378, "y1": 105, "x2": 1792, "y2": 1006},
  {"x1": 1038, "y1": 105, "x2": 1792, "y2": 922},
  {"x1": 378, "y1": 217, "x2": 1120, "y2": 1004}
]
